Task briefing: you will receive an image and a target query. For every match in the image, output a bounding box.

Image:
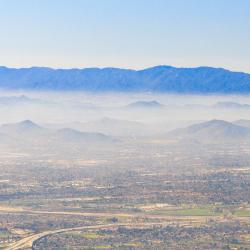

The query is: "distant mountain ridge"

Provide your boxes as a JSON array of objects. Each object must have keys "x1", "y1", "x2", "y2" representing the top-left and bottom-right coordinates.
[
  {"x1": 0, "y1": 66, "x2": 250, "y2": 93},
  {"x1": 213, "y1": 102, "x2": 250, "y2": 109}
]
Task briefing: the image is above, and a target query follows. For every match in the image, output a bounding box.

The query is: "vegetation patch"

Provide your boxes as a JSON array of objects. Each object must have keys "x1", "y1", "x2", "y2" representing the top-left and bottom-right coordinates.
[{"x1": 82, "y1": 233, "x2": 103, "y2": 239}]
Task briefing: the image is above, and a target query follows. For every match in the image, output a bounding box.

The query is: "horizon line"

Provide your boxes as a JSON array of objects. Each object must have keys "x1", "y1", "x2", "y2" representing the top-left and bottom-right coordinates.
[{"x1": 0, "y1": 64, "x2": 249, "y2": 74}]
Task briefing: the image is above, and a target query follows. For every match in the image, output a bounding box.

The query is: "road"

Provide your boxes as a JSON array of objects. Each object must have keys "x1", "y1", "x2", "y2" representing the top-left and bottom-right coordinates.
[
  {"x1": 0, "y1": 205, "x2": 133, "y2": 218},
  {"x1": 5, "y1": 222, "x2": 163, "y2": 250},
  {"x1": 1, "y1": 205, "x2": 249, "y2": 249}
]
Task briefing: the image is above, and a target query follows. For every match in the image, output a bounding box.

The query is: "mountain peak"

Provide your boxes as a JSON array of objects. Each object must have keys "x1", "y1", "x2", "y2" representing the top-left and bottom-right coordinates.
[
  {"x1": 205, "y1": 119, "x2": 231, "y2": 126},
  {"x1": 19, "y1": 120, "x2": 40, "y2": 128},
  {"x1": 0, "y1": 120, "x2": 41, "y2": 133}
]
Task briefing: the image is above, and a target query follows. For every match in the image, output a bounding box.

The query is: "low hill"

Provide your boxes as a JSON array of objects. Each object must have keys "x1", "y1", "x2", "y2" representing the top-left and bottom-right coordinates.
[
  {"x1": 0, "y1": 120, "x2": 43, "y2": 134},
  {"x1": 167, "y1": 119, "x2": 250, "y2": 143},
  {"x1": 64, "y1": 118, "x2": 149, "y2": 137},
  {"x1": 126, "y1": 101, "x2": 164, "y2": 109},
  {"x1": 54, "y1": 128, "x2": 114, "y2": 143},
  {"x1": 0, "y1": 120, "x2": 116, "y2": 147}
]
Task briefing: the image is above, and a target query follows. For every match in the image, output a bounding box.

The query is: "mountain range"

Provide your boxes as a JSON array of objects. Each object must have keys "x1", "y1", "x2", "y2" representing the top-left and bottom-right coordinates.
[
  {"x1": 0, "y1": 66, "x2": 250, "y2": 93},
  {"x1": 2, "y1": 119, "x2": 250, "y2": 148}
]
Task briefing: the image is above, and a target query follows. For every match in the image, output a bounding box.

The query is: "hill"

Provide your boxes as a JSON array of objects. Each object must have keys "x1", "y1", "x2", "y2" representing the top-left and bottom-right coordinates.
[
  {"x1": 167, "y1": 120, "x2": 250, "y2": 143},
  {"x1": 54, "y1": 128, "x2": 114, "y2": 143},
  {"x1": 58, "y1": 118, "x2": 153, "y2": 137},
  {"x1": 0, "y1": 120, "x2": 43, "y2": 134},
  {"x1": 0, "y1": 120, "x2": 115, "y2": 148},
  {"x1": 126, "y1": 101, "x2": 164, "y2": 108}
]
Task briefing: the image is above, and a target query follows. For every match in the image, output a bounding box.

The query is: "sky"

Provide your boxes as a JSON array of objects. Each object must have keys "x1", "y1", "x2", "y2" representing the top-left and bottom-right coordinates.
[{"x1": 0, "y1": 0, "x2": 250, "y2": 72}]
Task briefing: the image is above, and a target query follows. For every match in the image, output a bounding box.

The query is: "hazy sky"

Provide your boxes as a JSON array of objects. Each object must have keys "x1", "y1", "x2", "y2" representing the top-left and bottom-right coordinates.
[{"x1": 0, "y1": 0, "x2": 250, "y2": 72}]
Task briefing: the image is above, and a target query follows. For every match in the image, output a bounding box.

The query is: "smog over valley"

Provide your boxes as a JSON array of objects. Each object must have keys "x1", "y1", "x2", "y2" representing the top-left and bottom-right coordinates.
[{"x1": 0, "y1": 1, "x2": 249, "y2": 250}]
